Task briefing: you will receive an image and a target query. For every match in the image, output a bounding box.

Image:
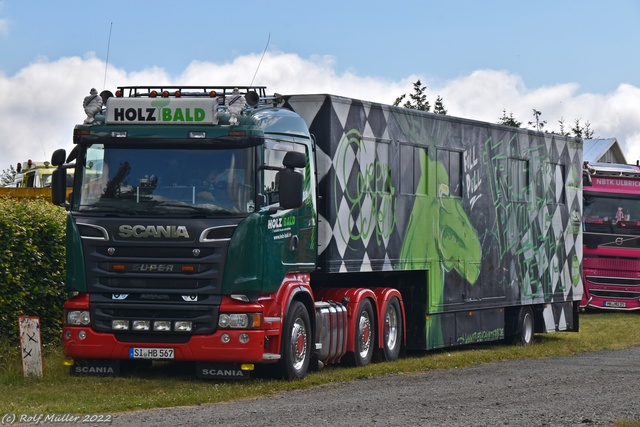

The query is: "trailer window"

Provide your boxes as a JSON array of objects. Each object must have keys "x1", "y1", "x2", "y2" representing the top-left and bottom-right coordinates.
[
  {"x1": 509, "y1": 158, "x2": 529, "y2": 202},
  {"x1": 437, "y1": 149, "x2": 462, "y2": 198},
  {"x1": 553, "y1": 164, "x2": 566, "y2": 205},
  {"x1": 375, "y1": 140, "x2": 392, "y2": 194},
  {"x1": 400, "y1": 144, "x2": 427, "y2": 196}
]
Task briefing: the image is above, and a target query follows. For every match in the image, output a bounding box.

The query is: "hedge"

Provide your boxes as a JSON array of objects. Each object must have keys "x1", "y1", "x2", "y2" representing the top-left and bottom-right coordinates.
[{"x1": 0, "y1": 197, "x2": 67, "y2": 347}]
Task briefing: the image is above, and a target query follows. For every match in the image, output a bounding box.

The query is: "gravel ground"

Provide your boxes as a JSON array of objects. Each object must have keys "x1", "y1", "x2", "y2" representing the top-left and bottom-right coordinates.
[{"x1": 23, "y1": 347, "x2": 640, "y2": 427}]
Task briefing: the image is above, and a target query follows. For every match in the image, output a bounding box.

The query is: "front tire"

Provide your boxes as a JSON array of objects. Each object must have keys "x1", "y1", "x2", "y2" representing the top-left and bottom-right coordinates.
[{"x1": 278, "y1": 301, "x2": 311, "y2": 380}]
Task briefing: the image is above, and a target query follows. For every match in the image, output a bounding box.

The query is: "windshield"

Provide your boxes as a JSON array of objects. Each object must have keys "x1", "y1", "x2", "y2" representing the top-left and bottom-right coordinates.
[
  {"x1": 77, "y1": 144, "x2": 255, "y2": 216},
  {"x1": 584, "y1": 194, "x2": 640, "y2": 232}
]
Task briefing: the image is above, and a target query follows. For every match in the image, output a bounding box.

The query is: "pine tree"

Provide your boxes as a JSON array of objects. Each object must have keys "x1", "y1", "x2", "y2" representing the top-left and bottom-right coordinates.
[
  {"x1": 498, "y1": 109, "x2": 522, "y2": 128},
  {"x1": 393, "y1": 80, "x2": 431, "y2": 112},
  {"x1": 433, "y1": 96, "x2": 448, "y2": 115}
]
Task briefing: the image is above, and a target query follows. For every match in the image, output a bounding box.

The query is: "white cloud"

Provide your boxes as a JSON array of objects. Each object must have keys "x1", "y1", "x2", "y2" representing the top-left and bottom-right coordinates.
[{"x1": 2, "y1": 52, "x2": 640, "y2": 172}]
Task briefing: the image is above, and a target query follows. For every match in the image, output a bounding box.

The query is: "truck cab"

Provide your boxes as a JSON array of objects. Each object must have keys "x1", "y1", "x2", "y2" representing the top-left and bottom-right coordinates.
[{"x1": 50, "y1": 86, "x2": 319, "y2": 379}]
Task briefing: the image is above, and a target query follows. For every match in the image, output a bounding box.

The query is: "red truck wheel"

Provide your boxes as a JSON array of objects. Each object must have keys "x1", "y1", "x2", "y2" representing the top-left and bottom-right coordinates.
[
  {"x1": 345, "y1": 299, "x2": 375, "y2": 366},
  {"x1": 278, "y1": 300, "x2": 311, "y2": 380}
]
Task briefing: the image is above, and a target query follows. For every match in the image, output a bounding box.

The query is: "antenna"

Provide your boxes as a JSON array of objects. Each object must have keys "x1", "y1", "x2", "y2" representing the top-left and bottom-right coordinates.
[
  {"x1": 39, "y1": 137, "x2": 47, "y2": 161},
  {"x1": 250, "y1": 32, "x2": 270, "y2": 87},
  {"x1": 103, "y1": 22, "x2": 113, "y2": 91}
]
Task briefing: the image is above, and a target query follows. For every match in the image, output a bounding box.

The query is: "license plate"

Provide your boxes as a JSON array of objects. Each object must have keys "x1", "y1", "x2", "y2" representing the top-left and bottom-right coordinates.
[
  {"x1": 604, "y1": 301, "x2": 626, "y2": 308},
  {"x1": 130, "y1": 347, "x2": 174, "y2": 359}
]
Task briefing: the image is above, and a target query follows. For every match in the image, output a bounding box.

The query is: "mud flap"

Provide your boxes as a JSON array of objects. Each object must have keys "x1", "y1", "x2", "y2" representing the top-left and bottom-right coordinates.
[
  {"x1": 70, "y1": 359, "x2": 120, "y2": 377},
  {"x1": 196, "y1": 363, "x2": 251, "y2": 380}
]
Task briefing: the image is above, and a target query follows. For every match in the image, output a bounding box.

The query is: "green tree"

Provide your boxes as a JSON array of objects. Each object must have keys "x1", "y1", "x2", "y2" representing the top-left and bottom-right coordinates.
[
  {"x1": 571, "y1": 118, "x2": 595, "y2": 139},
  {"x1": 0, "y1": 164, "x2": 17, "y2": 187},
  {"x1": 498, "y1": 109, "x2": 522, "y2": 128},
  {"x1": 557, "y1": 117, "x2": 595, "y2": 139},
  {"x1": 557, "y1": 117, "x2": 569, "y2": 136},
  {"x1": 528, "y1": 109, "x2": 546, "y2": 131},
  {"x1": 394, "y1": 80, "x2": 431, "y2": 112},
  {"x1": 433, "y1": 96, "x2": 448, "y2": 115}
]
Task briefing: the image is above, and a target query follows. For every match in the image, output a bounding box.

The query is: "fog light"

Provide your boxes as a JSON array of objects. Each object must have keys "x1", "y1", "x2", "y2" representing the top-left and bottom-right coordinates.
[
  {"x1": 174, "y1": 321, "x2": 193, "y2": 332},
  {"x1": 153, "y1": 321, "x2": 172, "y2": 332},
  {"x1": 112, "y1": 320, "x2": 130, "y2": 331},
  {"x1": 78, "y1": 330, "x2": 87, "y2": 340},
  {"x1": 221, "y1": 333, "x2": 230, "y2": 343},
  {"x1": 132, "y1": 320, "x2": 151, "y2": 331},
  {"x1": 64, "y1": 330, "x2": 71, "y2": 339},
  {"x1": 239, "y1": 333, "x2": 250, "y2": 344}
]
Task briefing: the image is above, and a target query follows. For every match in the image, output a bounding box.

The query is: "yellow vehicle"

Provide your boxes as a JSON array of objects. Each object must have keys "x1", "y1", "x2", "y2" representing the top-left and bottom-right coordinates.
[
  {"x1": 13, "y1": 160, "x2": 55, "y2": 188},
  {"x1": 1, "y1": 160, "x2": 73, "y2": 199}
]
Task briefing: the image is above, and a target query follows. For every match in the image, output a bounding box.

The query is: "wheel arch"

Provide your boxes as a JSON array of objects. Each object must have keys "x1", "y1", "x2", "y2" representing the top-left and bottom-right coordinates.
[
  {"x1": 371, "y1": 288, "x2": 406, "y2": 351},
  {"x1": 272, "y1": 273, "x2": 316, "y2": 350},
  {"x1": 315, "y1": 287, "x2": 378, "y2": 353}
]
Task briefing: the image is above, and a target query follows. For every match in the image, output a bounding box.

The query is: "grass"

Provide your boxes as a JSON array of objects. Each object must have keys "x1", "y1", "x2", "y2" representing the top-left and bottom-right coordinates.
[{"x1": 1, "y1": 311, "x2": 640, "y2": 425}]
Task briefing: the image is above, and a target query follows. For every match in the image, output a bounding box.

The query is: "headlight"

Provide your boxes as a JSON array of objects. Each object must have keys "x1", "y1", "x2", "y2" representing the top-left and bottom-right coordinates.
[
  {"x1": 174, "y1": 321, "x2": 193, "y2": 332},
  {"x1": 111, "y1": 320, "x2": 130, "y2": 331},
  {"x1": 153, "y1": 321, "x2": 172, "y2": 332},
  {"x1": 218, "y1": 313, "x2": 261, "y2": 329},
  {"x1": 67, "y1": 310, "x2": 90, "y2": 326}
]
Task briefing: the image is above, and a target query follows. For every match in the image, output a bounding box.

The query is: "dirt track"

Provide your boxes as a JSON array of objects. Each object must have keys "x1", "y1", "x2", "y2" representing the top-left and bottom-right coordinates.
[{"x1": 89, "y1": 347, "x2": 640, "y2": 427}]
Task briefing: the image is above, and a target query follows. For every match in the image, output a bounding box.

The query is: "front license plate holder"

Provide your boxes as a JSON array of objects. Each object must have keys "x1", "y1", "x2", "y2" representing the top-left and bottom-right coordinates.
[{"x1": 129, "y1": 347, "x2": 175, "y2": 359}]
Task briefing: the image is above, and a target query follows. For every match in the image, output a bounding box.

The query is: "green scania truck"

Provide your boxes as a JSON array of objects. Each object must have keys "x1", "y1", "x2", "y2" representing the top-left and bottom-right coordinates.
[{"x1": 50, "y1": 85, "x2": 583, "y2": 379}]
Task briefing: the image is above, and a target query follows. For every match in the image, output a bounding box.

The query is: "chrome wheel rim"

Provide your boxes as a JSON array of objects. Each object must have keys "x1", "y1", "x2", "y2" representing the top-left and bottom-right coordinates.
[
  {"x1": 357, "y1": 310, "x2": 372, "y2": 359},
  {"x1": 290, "y1": 318, "x2": 308, "y2": 371},
  {"x1": 385, "y1": 305, "x2": 398, "y2": 350}
]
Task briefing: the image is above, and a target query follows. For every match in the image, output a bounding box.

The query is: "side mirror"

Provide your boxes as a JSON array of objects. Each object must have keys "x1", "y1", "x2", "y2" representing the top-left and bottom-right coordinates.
[
  {"x1": 278, "y1": 168, "x2": 303, "y2": 209},
  {"x1": 51, "y1": 167, "x2": 68, "y2": 206},
  {"x1": 51, "y1": 149, "x2": 66, "y2": 167}
]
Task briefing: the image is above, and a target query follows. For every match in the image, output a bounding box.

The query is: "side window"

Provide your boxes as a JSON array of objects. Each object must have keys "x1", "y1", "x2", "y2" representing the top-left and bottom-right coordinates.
[
  {"x1": 509, "y1": 158, "x2": 529, "y2": 202},
  {"x1": 263, "y1": 140, "x2": 306, "y2": 206},
  {"x1": 400, "y1": 144, "x2": 427, "y2": 196},
  {"x1": 437, "y1": 149, "x2": 462, "y2": 198},
  {"x1": 26, "y1": 172, "x2": 36, "y2": 187},
  {"x1": 375, "y1": 140, "x2": 391, "y2": 194},
  {"x1": 555, "y1": 164, "x2": 566, "y2": 205}
]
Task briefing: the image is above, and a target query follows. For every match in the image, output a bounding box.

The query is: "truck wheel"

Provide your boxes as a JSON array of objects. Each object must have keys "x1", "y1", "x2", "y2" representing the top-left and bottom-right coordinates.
[
  {"x1": 346, "y1": 299, "x2": 375, "y2": 366},
  {"x1": 380, "y1": 297, "x2": 402, "y2": 362},
  {"x1": 278, "y1": 300, "x2": 311, "y2": 380},
  {"x1": 511, "y1": 306, "x2": 535, "y2": 346}
]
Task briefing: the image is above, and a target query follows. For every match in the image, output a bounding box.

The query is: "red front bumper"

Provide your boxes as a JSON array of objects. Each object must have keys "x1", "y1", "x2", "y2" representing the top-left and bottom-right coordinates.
[{"x1": 63, "y1": 326, "x2": 281, "y2": 363}]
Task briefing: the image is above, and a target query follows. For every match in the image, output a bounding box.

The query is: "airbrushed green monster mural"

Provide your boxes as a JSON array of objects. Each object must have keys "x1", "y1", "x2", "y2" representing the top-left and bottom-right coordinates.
[{"x1": 398, "y1": 149, "x2": 482, "y2": 348}]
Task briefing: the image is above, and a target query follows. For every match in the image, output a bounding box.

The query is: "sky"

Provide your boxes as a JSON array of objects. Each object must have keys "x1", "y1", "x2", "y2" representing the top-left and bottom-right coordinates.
[{"x1": 2, "y1": 0, "x2": 640, "y2": 171}]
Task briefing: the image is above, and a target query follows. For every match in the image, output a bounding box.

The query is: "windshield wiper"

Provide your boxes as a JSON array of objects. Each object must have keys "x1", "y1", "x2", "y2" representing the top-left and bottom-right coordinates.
[
  {"x1": 152, "y1": 201, "x2": 234, "y2": 215},
  {"x1": 78, "y1": 203, "x2": 142, "y2": 215}
]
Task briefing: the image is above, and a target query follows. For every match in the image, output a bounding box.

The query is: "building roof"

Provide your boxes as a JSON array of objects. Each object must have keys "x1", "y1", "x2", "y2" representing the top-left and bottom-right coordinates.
[{"x1": 583, "y1": 138, "x2": 627, "y2": 164}]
